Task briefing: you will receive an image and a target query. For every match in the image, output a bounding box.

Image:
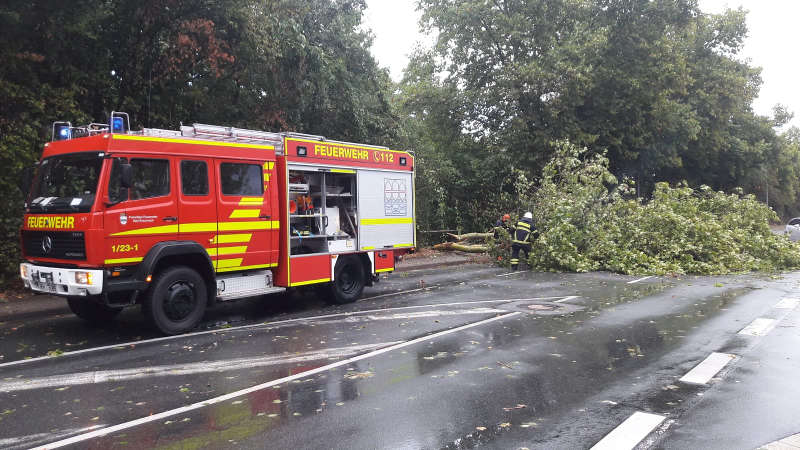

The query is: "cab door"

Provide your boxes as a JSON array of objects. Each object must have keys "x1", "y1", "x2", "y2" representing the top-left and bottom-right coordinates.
[
  {"x1": 214, "y1": 159, "x2": 276, "y2": 272},
  {"x1": 103, "y1": 156, "x2": 178, "y2": 267},
  {"x1": 177, "y1": 158, "x2": 217, "y2": 263}
]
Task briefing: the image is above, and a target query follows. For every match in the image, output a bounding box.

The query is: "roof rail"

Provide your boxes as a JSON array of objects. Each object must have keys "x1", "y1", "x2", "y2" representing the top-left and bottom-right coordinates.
[{"x1": 181, "y1": 124, "x2": 284, "y2": 153}]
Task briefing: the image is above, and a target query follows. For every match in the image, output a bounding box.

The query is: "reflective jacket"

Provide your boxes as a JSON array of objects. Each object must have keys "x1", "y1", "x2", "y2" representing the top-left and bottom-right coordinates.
[{"x1": 512, "y1": 218, "x2": 535, "y2": 245}]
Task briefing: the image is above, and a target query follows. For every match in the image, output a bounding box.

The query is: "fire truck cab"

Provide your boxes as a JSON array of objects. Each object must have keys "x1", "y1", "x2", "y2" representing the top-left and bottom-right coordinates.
[{"x1": 19, "y1": 114, "x2": 415, "y2": 334}]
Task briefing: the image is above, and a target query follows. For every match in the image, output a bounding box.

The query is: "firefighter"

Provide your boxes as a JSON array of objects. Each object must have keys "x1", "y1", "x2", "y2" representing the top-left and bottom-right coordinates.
[
  {"x1": 495, "y1": 213, "x2": 511, "y2": 229},
  {"x1": 511, "y1": 211, "x2": 536, "y2": 271},
  {"x1": 493, "y1": 213, "x2": 511, "y2": 238}
]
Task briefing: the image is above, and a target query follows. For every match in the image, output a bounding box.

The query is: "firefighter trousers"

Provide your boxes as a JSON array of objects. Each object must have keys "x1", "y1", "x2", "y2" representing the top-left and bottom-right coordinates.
[{"x1": 511, "y1": 242, "x2": 531, "y2": 270}]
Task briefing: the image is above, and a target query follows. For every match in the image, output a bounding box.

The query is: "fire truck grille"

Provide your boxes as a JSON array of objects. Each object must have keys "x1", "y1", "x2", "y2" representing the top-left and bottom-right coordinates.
[{"x1": 22, "y1": 230, "x2": 87, "y2": 260}]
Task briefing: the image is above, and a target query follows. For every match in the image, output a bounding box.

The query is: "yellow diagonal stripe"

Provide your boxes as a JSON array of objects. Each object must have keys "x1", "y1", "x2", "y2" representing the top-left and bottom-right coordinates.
[
  {"x1": 211, "y1": 234, "x2": 252, "y2": 244},
  {"x1": 206, "y1": 246, "x2": 248, "y2": 257},
  {"x1": 229, "y1": 209, "x2": 261, "y2": 219},
  {"x1": 216, "y1": 258, "x2": 243, "y2": 268},
  {"x1": 360, "y1": 218, "x2": 413, "y2": 226},
  {"x1": 216, "y1": 263, "x2": 277, "y2": 273},
  {"x1": 290, "y1": 278, "x2": 330, "y2": 287},
  {"x1": 179, "y1": 223, "x2": 217, "y2": 233},
  {"x1": 238, "y1": 197, "x2": 263, "y2": 205},
  {"x1": 111, "y1": 225, "x2": 178, "y2": 236},
  {"x1": 104, "y1": 257, "x2": 144, "y2": 264},
  {"x1": 113, "y1": 221, "x2": 279, "y2": 236},
  {"x1": 219, "y1": 220, "x2": 280, "y2": 231}
]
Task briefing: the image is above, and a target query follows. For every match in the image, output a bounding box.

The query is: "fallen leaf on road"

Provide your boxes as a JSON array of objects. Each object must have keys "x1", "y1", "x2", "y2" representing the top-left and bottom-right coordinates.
[
  {"x1": 344, "y1": 371, "x2": 374, "y2": 380},
  {"x1": 497, "y1": 361, "x2": 514, "y2": 369}
]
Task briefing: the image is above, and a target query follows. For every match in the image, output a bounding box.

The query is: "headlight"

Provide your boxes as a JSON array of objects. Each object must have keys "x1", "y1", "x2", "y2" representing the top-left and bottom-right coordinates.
[
  {"x1": 20, "y1": 264, "x2": 28, "y2": 279},
  {"x1": 75, "y1": 271, "x2": 93, "y2": 285}
]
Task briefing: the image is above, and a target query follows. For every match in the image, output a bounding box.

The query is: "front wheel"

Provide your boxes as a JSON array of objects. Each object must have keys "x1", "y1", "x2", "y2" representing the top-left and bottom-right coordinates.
[
  {"x1": 327, "y1": 256, "x2": 366, "y2": 305},
  {"x1": 142, "y1": 266, "x2": 207, "y2": 335},
  {"x1": 67, "y1": 297, "x2": 123, "y2": 324}
]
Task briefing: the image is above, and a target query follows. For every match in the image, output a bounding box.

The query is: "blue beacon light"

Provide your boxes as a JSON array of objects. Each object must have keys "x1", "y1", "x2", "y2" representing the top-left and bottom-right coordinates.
[
  {"x1": 112, "y1": 117, "x2": 124, "y2": 132},
  {"x1": 55, "y1": 125, "x2": 70, "y2": 140}
]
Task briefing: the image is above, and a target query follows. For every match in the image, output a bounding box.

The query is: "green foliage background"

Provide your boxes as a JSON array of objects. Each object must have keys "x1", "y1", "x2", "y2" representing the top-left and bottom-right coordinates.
[{"x1": 3, "y1": 0, "x2": 800, "y2": 285}]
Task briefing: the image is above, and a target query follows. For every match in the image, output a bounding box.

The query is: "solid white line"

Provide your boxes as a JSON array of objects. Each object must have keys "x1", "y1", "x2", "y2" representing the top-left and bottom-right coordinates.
[
  {"x1": 738, "y1": 318, "x2": 777, "y2": 336},
  {"x1": 679, "y1": 352, "x2": 736, "y2": 385},
  {"x1": 365, "y1": 287, "x2": 427, "y2": 300},
  {"x1": 497, "y1": 270, "x2": 529, "y2": 277},
  {"x1": 553, "y1": 296, "x2": 579, "y2": 303},
  {"x1": 627, "y1": 276, "x2": 653, "y2": 284},
  {"x1": 774, "y1": 297, "x2": 800, "y2": 309},
  {"x1": 0, "y1": 296, "x2": 564, "y2": 370},
  {"x1": 33, "y1": 312, "x2": 521, "y2": 449},
  {"x1": 0, "y1": 342, "x2": 401, "y2": 393},
  {"x1": 590, "y1": 411, "x2": 666, "y2": 450},
  {"x1": 0, "y1": 425, "x2": 106, "y2": 448}
]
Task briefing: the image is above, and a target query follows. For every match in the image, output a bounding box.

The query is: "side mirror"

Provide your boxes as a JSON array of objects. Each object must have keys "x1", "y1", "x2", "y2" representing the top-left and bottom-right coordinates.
[
  {"x1": 18, "y1": 167, "x2": 34, "y2": 197},
  {"x1": 120, "y1": 162, "x2": 133, "y2": 189}
]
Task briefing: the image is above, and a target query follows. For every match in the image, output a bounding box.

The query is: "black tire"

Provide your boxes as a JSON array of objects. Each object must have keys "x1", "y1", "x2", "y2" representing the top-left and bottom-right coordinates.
[
  {"x1": 67, "y1": 296, "x2": 122, "y2": 323},
  {"x1": 327, "y1": 256, "x2": 366, "y2": 305},
  {"x1": 142, "y1": 266, "x2": 207, "y2": 335}
]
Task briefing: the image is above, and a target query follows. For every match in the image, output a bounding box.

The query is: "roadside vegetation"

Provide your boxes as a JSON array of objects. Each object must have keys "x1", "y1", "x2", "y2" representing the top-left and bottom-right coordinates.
[
  {"x1": 490, "y1": 141, "x2": 800, "y2": 275},
  {"x1": 3, "y1": 0, "x2": 800, "y2": 285}
]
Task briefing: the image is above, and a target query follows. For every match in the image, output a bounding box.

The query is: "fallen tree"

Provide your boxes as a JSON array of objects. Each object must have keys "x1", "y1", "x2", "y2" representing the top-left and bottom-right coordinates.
[
  {"x1": 432, "y1": 242, "x2": 488, "y2": 252},
  {"x1": 489, "y1": 140, "x2": 800, "y2": 275}
]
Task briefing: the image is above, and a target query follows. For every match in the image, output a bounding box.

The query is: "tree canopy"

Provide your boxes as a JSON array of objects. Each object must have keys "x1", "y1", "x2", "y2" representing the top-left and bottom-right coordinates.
[{"x1": 400, "y1": 0, "x2": 800, "y2": 236}]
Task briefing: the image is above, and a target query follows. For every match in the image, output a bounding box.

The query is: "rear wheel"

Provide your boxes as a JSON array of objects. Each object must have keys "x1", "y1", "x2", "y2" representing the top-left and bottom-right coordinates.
[
  {"x1": 143, "y1": 266, "x2": 207, "y2": 335},
  {"x1": 67, "y1": 297, "x2": 122, "y2": 324},
  {"x1": 327, "y1": 256, "x2": 366, "y2": 305}
]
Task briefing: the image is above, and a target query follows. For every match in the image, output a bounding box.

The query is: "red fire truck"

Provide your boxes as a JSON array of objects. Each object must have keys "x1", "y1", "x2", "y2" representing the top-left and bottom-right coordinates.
[{"x1": 19, "y1": 113, "x2": 415, "y2": 334}]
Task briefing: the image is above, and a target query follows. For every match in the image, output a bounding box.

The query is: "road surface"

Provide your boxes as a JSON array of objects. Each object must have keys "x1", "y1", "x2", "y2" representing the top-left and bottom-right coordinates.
[{"x1": 0, "y1": 264, "x2": 798, "y2": 449}]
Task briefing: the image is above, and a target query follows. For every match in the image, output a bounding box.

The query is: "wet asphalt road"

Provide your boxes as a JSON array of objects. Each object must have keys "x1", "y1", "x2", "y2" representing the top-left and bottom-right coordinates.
[{"x1": 1, "y1": 265, "x2": 799, "y2": 449}]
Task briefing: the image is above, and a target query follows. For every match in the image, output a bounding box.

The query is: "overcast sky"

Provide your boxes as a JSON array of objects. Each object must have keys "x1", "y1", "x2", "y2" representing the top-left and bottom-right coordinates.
[{"x1": 363, "y1": 0, "x2": 800, "y2": 129}]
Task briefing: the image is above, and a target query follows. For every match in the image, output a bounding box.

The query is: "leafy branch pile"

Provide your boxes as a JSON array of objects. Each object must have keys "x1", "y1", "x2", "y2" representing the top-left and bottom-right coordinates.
[{"x1": 491, "y1": 141, "x2": 800, "y2": 275}]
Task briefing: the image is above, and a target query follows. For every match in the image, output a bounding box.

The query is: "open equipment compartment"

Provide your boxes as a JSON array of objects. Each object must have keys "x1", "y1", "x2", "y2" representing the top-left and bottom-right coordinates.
[{"x1": 288, "y1": 167, "x2": 357, "y2": 255}]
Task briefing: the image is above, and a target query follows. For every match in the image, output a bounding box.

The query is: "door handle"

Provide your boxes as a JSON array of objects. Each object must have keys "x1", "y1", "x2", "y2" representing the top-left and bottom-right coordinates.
[
  {"x1": 259, "y1": 215, "x2": 271, "y2": 220},
  {"x1": 163, "y1": 216, "x2": 178, "y2": 222}
]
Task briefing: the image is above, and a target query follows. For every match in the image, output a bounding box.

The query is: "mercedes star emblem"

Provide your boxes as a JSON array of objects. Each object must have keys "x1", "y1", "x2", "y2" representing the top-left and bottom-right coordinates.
[{"x1": 41, "y1": 235, "x2": 53, "y2": 254}]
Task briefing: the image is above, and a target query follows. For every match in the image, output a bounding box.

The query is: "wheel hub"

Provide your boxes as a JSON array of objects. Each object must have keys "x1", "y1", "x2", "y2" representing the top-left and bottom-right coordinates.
[{"x1": 164, "y1": 281, "x2": 196, "y2": 321}]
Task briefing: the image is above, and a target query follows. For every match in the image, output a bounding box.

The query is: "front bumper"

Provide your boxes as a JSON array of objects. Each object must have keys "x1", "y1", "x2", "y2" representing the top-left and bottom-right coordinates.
[{"x1": 20, "y1": 263, "x2": 104, "y2": 297}]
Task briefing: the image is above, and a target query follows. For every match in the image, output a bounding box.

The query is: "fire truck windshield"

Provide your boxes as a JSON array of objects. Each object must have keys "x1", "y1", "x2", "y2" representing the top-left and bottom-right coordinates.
[{"x1": 28, "y1": 152, "x2": 104, "y2": 214}]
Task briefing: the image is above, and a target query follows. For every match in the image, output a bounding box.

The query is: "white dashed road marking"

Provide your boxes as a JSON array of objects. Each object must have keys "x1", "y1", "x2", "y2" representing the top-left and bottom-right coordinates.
[
  {"x1": 679, "y1": 352, "x2": 736, "y2": 385},
  {"x1": 774, "y1": 297, "x2": 800, "y2": 309},
  {"x1": 738, "y1": 318, "x2": 777, "y2": 336},
  {"x1": 553, "y1": 295, "x2": 579, "y2": 303},
  {"x1": 32, "y1": 312, "x2": 521, "y2": 449},
  {"x1": 590, "y1": 411, "x2": 666, "y2": 450}
]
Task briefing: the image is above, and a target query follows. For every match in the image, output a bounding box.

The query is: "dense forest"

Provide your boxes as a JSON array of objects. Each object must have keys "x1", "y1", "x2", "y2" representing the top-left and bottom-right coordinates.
[{"x1": 1, "y1": 0, "x2": 799, "y2": 282}]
